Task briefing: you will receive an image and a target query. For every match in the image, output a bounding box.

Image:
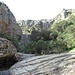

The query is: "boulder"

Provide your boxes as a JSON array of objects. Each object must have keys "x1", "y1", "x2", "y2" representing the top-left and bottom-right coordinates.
[
  {"x1": 10, "y1": 53, "x2": 75, "y2": 75},
  {"x1": 0, "y1": 37, "x2": 17, "y2": 64}
]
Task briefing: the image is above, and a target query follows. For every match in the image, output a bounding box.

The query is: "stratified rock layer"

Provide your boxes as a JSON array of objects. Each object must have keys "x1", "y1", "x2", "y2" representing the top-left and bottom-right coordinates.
[
  {"x1": 17, "y1": 52, "x2": 35, "y2": 61},
  {"x1": 10, "y1": 53, "x2": 75, "y2": 75}
]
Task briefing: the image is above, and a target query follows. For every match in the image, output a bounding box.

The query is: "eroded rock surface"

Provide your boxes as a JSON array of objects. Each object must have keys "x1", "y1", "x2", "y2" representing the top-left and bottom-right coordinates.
[
  {"x1": 0, "y1": 2, "x2": 22, "y2": 38},
  {"x1": 0, "y1": 37, "x2": 17, "y2": 63},
  {"x1": 17, "y1": 52, "x2": 35, "y2": 61},
  {"x1": 10, "y1": 53, "x2": 75, "y2": 75}
]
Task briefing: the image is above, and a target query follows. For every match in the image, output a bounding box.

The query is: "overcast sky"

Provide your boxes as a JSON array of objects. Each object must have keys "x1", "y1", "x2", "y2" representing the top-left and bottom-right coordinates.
[{"x1": 0, "y1": 0, "x2": 75, "y2": 21}]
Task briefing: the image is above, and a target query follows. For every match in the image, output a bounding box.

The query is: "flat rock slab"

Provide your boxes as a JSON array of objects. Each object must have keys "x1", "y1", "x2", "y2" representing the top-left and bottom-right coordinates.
[
  {"x1": 0, "y1": 70, "x2": 9, "y2": 75},
  {"x1": 9, "y1": 53, "x2": 75, "y2": 75},
  {"x1": 0, "y1": 37, "x2": 17, "y2": 64},
  {"x1": 17, "y1": 52, "x2": 35, "y2": 61}
]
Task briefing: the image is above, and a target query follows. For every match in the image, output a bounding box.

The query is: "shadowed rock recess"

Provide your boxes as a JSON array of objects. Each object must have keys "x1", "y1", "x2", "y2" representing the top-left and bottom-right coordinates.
[{"x1": 10, "y1": 53, "x2": 75, "y2": 75}]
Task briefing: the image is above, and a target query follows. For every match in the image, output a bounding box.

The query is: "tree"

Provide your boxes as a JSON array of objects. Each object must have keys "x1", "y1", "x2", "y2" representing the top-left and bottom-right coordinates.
[
  {"x1": 67, "y1": 15, "x2": 75, "y2": 25},
  {"x1": 51, "y1": 20, "x2": 69, "y2": 34},
  {"x1": 30, "y1": 29, "x2": 41, "y2": 41},
  {"x1": 24, "y1": 41, "x2": 36, "y2": 54},
  {"x1": 41, "y1": 30, "x2": 51, "y2": 41},
  {"x1": 61, "y1": 25, "x2": 75, "y2": 49}
]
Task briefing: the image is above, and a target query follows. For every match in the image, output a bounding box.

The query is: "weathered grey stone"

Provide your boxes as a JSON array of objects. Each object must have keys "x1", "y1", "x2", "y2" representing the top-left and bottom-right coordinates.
[
  {"x1": 0, "y1": 37, "x2": 17, "y2": 63},
  {"x1": 0, "y1": 70, "x2": 9, "y2": 75},
  {"x1": 0, "y1": 2, "x2": 22, "y2": 39},
  {"x1": 17, "y1": 19, "x2": 54, "y2": 34},
  {"x1": 9, "y1": 53, "x2": 75, "y2": 75},
  {"x1": 17, "y1": 52, "x2": 35, "y2": 61}
]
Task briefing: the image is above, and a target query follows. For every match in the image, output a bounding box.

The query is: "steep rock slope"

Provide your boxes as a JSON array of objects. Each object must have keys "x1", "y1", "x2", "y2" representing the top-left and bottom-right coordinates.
[
  {"x1": 0, "y1": 2, "x2": 22, "y2": 67},
  {"x1": 18, "y1": 19, "x2": 54, "y2": 34},
  {"x1": 0, "y1": 2, "x2": 22, "y2": 39}
]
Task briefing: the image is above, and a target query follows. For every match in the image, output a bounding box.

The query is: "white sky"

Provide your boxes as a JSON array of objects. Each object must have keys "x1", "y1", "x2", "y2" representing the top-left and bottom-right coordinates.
[{"x1": 0, "y1": 0, "x2": 75, "y2": 21}]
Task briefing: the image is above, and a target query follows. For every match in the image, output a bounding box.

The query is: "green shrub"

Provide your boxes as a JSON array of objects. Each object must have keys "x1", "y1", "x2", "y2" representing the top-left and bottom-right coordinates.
[{"x1": 0, "y1": 33, "x2": 19, "y2": 50}]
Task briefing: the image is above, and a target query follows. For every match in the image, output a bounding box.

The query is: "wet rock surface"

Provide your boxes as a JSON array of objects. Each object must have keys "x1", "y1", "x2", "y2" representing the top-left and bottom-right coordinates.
[{"x1": 10, "y1": 53, "x2": 75, "y2": 75}]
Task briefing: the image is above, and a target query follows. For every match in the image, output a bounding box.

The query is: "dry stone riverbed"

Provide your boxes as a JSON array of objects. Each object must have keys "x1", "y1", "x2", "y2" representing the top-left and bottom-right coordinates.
[
  {"x1": 9, "y1": 52, "x2": 75, "y2": 75},
  {"x1": 1, "y1": 53, "x2": 75, "y2": 75},
  {"x1": 0, "y1": 53, "x2": 34, "y2": 75}
]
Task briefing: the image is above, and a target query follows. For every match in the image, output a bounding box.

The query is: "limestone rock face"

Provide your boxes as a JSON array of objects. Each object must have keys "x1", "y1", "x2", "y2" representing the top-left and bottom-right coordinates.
[
  {"x1": 0, "y1": 37, "x2": 17, "y2": 63},
  {"x1": 18, "y1": 19, "x2": 54, "y2": 34},
  {"x1": 54, "y1": 9, "x2": 75, "y2": 23},
  {"x1": 0, "y1": 2, "x2": 22, "y2": 38},
  {"x1": 10, "y1": 53, "x2": 75, "y2": 75}
]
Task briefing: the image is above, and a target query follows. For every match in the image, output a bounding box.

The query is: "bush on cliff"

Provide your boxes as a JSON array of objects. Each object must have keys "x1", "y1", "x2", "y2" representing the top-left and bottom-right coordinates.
[{"x1": 0, "y1": 33, "x2": 19, "y2": 50}]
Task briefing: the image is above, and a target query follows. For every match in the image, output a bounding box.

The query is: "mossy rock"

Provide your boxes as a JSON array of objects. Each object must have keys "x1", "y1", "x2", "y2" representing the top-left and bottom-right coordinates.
[{"x1": 0, "y1": 37, "x2": 17, "y2": 64}]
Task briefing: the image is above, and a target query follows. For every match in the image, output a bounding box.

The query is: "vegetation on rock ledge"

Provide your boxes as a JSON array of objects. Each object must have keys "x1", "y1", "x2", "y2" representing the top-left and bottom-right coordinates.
[{"x1": 0, "y1": 33, "x2": 19, "y2": 50}]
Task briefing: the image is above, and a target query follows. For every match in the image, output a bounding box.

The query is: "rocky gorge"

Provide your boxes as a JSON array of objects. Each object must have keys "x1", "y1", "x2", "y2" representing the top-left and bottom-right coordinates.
[{"x1": 0, "y1": 2, "x2": 75, "y2": 75}]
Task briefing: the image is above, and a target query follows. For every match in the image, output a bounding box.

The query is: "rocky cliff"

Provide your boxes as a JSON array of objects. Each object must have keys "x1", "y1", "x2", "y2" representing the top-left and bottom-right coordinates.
[
  {"x1": 18, "y1": 9, "x2": 75, "y2": 34},
  {"x1": 0, "y1": 2, "x2": 22, "y2": 39},
  {"x1": 18, "y1": 19, "x2": 54, "y2": 34},
  {"x1": 54, "y1": 9, "x2": 75, "y2": 22},
  {"x1": 18, "y1": 19, "x2": 54, "y2": 46},
  {"x1": 0, "y1": 2, "x2": 22, "y2": 69},
  {"x1": 17, "y1": 9, "x2": 75, "y2": 48}
]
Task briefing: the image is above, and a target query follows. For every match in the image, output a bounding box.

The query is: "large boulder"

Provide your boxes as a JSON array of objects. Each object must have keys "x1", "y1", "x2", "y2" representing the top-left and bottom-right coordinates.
[
  {"x1": 0, "y1": 37, "x2": 17, "y2": 64},
  {"x1": 0, "y1": 2, "x2": 22, "y2": 39},
  {"x1": 10, "y1": 53, "x2": 75, "y2": 75}
]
